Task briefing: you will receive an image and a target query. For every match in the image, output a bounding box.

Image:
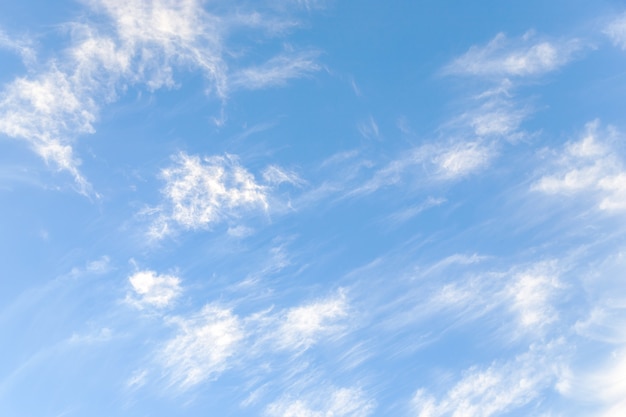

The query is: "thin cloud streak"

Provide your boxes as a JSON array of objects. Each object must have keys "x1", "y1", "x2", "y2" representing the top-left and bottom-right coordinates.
[{"x1": 444, "y1": 32, "x2": 583, "y2": 78}]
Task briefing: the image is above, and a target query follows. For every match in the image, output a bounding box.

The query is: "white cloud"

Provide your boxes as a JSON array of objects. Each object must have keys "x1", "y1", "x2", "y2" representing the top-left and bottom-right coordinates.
[
  {"x1": 533, "y1": 121, "x2": 626, "y2": 212},
  {"x1": 127, "y1": 269, "x2": 182, "y2": 309},
  {"x1": 565, "y1": 249, "x2": 626, "y2": 416},
  {"x1": 352, "y1": 140, "x2": 494, "y2": 196},
  {"x1": 232, "y1": 50, "x2": 320, "y2": 90},
  {"x1": 0, "y1": 0, "x2": 321, "y2": 192},
  {"x1": 389, "y1": 259, "x2": 564, "y2": 339},
  {"x1": 604, "y1": 12, "x2": 626, "y2": 49},
  {"x1": 412, "y1": 345, "x2": 562, "y2": 417},
  {"x1": 586, "y1": 350, "x2": 626, "y2": 417},
  {"x1": 462, "y1": 83, "x2": 529, "y2": 139},
  {"x1": 357, "y1": 116, "x2": 380, "y2": 140},
  {"x1": 0, "y1": 28, "x2": 36, "y2": 65},
  {"x1": 159, "y1": 304, "x2": 243, "y2": 389},
  {"x1": 68, "y1": 255, "x2": 112, "y2": 277},
  {"x1": 67, "y1": 327, "x2": 113, "y2": 345},
  {"x1": 444, "y1": 32, "x2": 582, "y2": 78},
  {"x1": 148, "y1": 152, "x2": 269, "y2": 239},
  {"x1": 385, "y1": 196, "x2": 446, "y2": 225},
  {"x1": 126, "y1": 369, "x2": 149, "y2": 389},
  {"x1": 274, "y1": 291, "x2": 348, "y2": 351},
  {"x1": 266, "y1": 387, "x2": 375, "y2": 417},
  {"x1": 262, "y1": 165, "x2": 305, "y2": 187},
  {"x1": 0, "y1": 66, "x2": 99, "y2": 193},
  {"x1": 434, "y1": 141, "x2": 494, "y2": 179},
  {"x1": 563, "y1": 341, "x2": 626, "y2": 416},
  {"x1": 506, "y1": 262, "x2": 563, "y2": 330}
]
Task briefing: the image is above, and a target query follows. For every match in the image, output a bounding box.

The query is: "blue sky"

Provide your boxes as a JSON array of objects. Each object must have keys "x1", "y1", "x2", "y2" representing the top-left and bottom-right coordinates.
[{"x1": 2, "y1": 1, "x2": 626, "y2": 416}]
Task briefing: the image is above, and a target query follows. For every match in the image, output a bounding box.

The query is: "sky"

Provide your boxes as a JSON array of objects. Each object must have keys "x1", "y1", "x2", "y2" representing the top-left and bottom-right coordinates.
[{"x1": 1, "y1": 1, "x2": 626, "y2": 416}]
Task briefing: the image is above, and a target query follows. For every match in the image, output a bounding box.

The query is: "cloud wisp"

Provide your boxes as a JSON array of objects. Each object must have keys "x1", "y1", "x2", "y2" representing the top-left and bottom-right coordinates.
[
  {"x1": 266, "y1": 386, "x2": 375, "y2": 417},
  {"x1": 159, "y1": 304, "x2": 243, "y2": 389},
  {"x1": 604, "y1": 12, "x2": 626, "y2": 50},
  {"x1": 533, "y1": 120, "x2": 626, "y2": 212},
  {"x1": 444, "y1": 32, "x2": 583, "y2": 78},
  {"x1": 412, "y1": 343, "x2": 564, "y2": 417}
]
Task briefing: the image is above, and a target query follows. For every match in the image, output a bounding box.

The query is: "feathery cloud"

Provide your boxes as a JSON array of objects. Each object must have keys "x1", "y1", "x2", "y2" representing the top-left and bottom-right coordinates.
[
  {"x1": 412, "y1": 344, "x2": 563, "y2": 417},
  {"x1": 444, "y1": 32, "x2": 582, "y2": 78},
  {"x1": 148, "y1": 152, "x2": 269, "y2": 239},
  {"x1": 159, "y1": 304, "x2": 243, "y2": 389},
  {"x1": 604, "y1": 12, "x2": 626, "y2": 50},
  {"x1": 533, "y1": 120, "x2": 626, "y2": 212},
  {"x1": 0, "y1": 0, "x2": 321, "y2": 192},
  {"x1": 273, "y1": 291, "x2": 348, "y2": 351},
  {"x1": 266, "y1": 387, "x2": 375, "y2": 417}
]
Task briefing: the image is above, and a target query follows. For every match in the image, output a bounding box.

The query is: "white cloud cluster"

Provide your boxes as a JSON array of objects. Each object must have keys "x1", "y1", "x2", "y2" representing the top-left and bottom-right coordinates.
[
  {"x1": 444, "y1": 32, "x2": 582, "y2": 78},
  {"x1": 149, "y1": 152, "x2": 269, "y2": 238},
  {"x1": 128, "y1": 269, "x2": 182, "y2": 309},
  {"x1": 412, "y1": 346, "x2": 561, "y2": 417},
  {"x1": 159, "y1": 304, "x2": 243, "y2": 389},
  {"x1": 533, "y1": 121, "x2": 626, "y2": 212},
  {"x1": 0, "y1": 1, "x2": 320, "y2": 192},
  {"x1": 144, "y1": 290, "x2": 351, "y2": 390},
  {"x1": 266, "y1": 387, "x2": 375, "y2": 417}
]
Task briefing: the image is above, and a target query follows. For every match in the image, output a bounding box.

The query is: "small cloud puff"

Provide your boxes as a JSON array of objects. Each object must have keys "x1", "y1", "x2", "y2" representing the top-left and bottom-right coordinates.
[{"x1": 127, "y1": 269, "x2": 182, "y2": 309}]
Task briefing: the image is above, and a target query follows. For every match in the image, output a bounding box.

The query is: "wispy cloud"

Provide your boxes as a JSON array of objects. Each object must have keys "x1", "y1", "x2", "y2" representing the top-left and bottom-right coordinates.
[
  {"x1": 262, "y1": 165, "x2": 305, "y2": 187},
  {"x1": 127, "y1": 269, "x2": 182, "y2": 309},
  {"x1": 0, "y1": 0, "x2": 322, "y2": 193},
  {"x1": 533, "y1": 120, "x2": 626, "y2": 212},
  {"x1": 266, "y1": 386, "x2": 375, "y2": 417},
  {"x1": 604, "y1": 12, "x2": 626, "y2": 49},
  {"x1": 231, "y1": 50, "x2": 320, "y2": 90},
  {"x1": 159, "y1": 304, "x2": 243, "y2": 389},
  {"x1": 350, "y1": 140, "x2": 494, "y2": 196},
  {"x1": 132, "y1": 289, "x2": 353, "y2": 392},
  {"x1": 444, "y1": 32, "x2": 583, "y2": 78},
  {"x1": 0, "y1": 28, "x2": 36, "y2": 65},
  {"x1": 273, "y1": 291, "x2": 348, "y2": 351},
  {"x1": 434, "y1": 140, "x2": 495, "y2": 179},
  {"x1": 412, "y1": 343, "x2": 563, "y2": 417},
  {"x1": 506, "y1": 261, "x2": 563, "y2": 330},
  {"x1": 357, "y1": 116, "x2": 380, "y2": 140}
]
